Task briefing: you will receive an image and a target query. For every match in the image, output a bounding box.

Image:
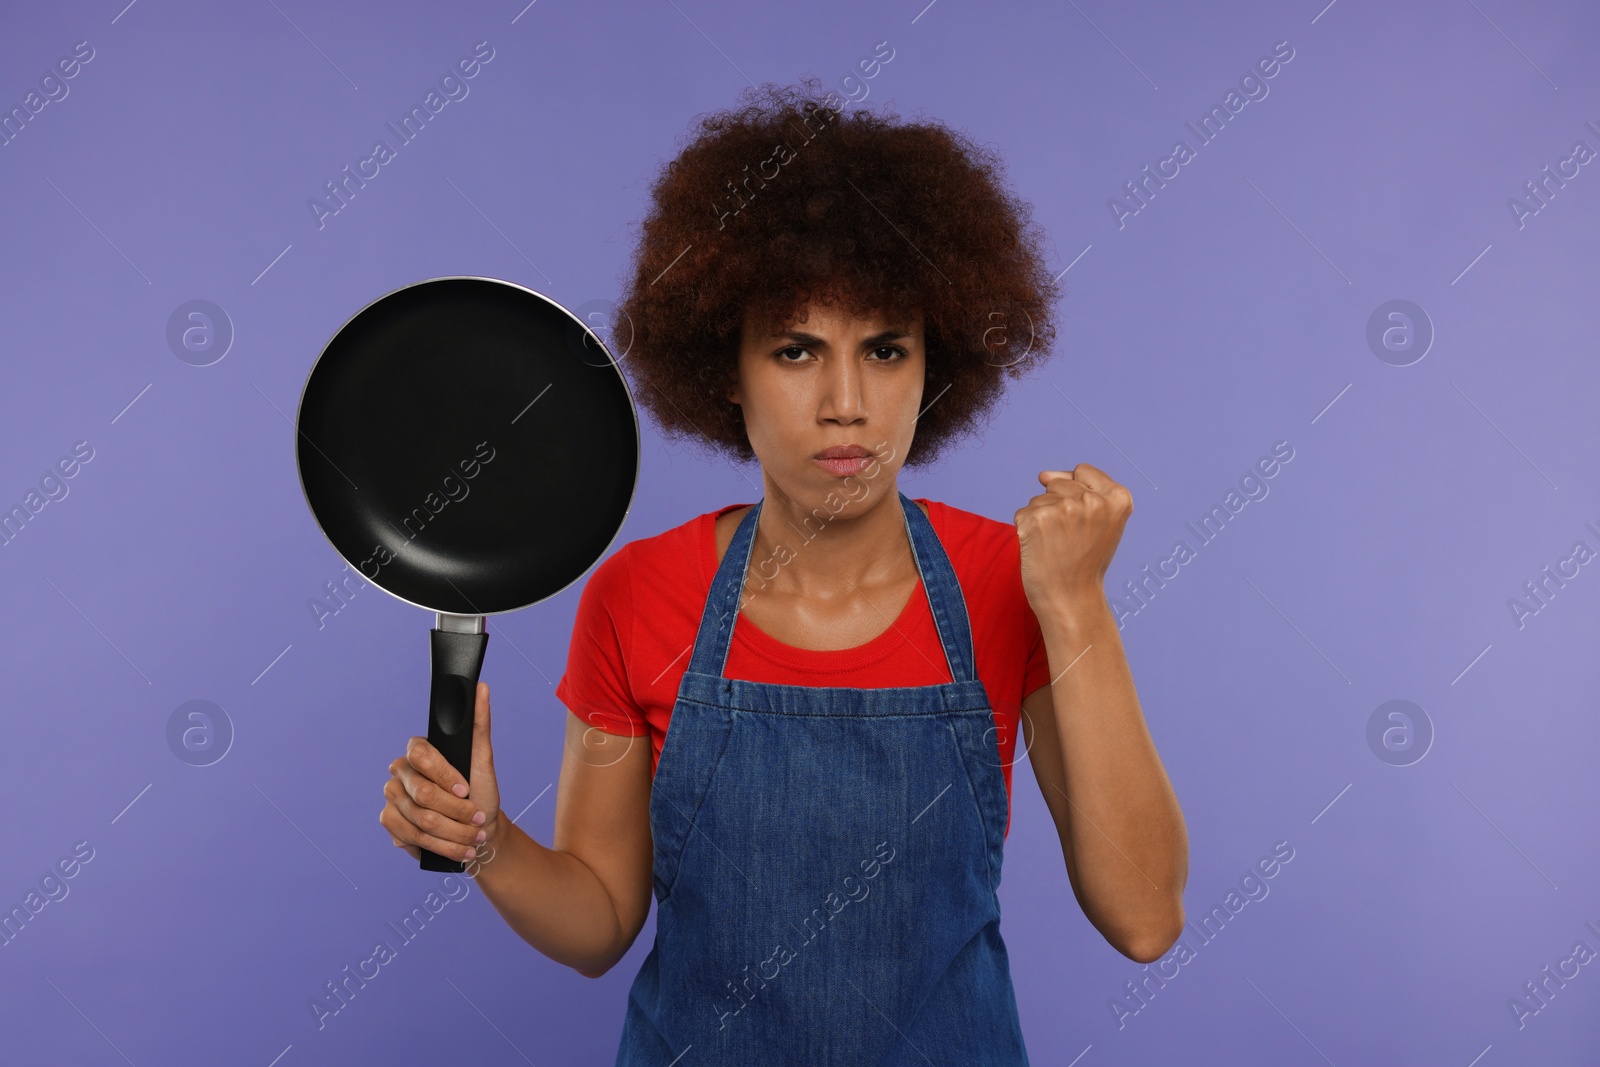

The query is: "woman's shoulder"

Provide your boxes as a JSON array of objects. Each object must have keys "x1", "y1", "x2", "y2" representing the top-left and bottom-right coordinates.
[
  {"x1": 920, "y1": 497, "x2": 1025, "y2": 592},
  {"x1": 921, "y1": 497, "x2": 1020, "y2": 555},
  {"x1": 594, "y1": 502, "x2": 751, "y2": 586}
]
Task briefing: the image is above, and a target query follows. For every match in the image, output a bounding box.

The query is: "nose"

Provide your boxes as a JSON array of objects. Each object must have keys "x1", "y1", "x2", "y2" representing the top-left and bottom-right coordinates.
[{"x1": 819, "y1": 351, "x2": 866, "y2": 425}]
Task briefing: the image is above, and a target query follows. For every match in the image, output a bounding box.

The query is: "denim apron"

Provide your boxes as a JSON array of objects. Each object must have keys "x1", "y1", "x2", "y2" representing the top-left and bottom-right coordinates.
[{"x1": 614, "y1": 491, "x2": 1030, "y2": 1065}]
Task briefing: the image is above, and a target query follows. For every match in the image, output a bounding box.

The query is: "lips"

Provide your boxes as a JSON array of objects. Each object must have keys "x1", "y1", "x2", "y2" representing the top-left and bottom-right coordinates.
[{"x1": 812, "y1": 444, "x2": 876, "y2": 478}]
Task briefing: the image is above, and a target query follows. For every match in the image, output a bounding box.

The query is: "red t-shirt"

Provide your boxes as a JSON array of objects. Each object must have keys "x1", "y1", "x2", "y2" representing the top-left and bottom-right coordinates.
[{"x1": 554, "y1": 498, "x2": 1052, "y2": 838}]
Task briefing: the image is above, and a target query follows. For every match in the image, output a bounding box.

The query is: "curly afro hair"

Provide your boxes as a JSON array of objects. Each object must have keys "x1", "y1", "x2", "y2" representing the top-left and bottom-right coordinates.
[{"x1": 611, "y1": 75, "x2": 1062, "y2": 469}]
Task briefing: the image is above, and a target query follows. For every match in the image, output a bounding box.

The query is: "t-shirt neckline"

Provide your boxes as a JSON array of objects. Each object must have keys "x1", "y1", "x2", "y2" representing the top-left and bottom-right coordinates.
[{"x1": 699, "y1": 501, "x2": 932, "y2": 672}]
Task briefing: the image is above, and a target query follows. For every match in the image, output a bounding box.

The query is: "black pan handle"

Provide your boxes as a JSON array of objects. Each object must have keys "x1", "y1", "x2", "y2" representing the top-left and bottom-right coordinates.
[{"x1": 420, "y1": 618, "x2": 489, "y2": 872}]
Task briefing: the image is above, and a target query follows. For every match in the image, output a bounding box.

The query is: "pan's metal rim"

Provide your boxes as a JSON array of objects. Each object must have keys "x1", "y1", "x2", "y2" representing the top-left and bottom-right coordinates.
[{"x1": 292, "y1": 274, "x2": 643, "y2": 620}]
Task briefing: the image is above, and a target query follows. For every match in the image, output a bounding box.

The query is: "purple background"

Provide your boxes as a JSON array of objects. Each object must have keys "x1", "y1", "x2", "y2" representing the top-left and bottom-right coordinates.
[{"x1": 2, "y1": 0, "x2": 1597, "y2": 1063}]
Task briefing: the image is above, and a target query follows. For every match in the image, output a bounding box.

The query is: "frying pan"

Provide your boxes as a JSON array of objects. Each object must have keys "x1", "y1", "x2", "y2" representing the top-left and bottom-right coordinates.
[{"x1": 295, "y1": 276, "x2": 639, "y2": 871}]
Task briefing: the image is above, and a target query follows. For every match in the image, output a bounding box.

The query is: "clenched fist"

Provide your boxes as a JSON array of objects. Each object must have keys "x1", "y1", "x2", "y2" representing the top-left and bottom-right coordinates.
[{"x1": 1014, "y1": 463, "x2": 1133, "y2": 615}]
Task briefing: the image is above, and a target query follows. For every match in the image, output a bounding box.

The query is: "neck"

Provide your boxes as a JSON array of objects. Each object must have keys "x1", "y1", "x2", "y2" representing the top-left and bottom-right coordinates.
[{"x1": 748, "y1": 473, "x2": 913, "y2": 599}]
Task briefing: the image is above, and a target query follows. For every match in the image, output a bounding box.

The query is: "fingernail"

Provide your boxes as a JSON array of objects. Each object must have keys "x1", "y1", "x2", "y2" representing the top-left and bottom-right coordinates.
[
  {"x1": 452, "y1": 783, "x2": 468, "y2": 798},
  {"x1": 463, "y1": 846, "x2": 477, "y2": 861},
  {"x1": 472, "y1": 811, "x2": 486, "y2": 825},
  {"x1": 475, "y1": 830, "x2": 487, "y2": 843}
]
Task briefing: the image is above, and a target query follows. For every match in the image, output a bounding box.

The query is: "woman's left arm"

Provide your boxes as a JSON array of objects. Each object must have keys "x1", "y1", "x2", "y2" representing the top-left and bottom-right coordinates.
[{"x1": 1014, "y1": 464, "x2": 1188, "y2": 963}]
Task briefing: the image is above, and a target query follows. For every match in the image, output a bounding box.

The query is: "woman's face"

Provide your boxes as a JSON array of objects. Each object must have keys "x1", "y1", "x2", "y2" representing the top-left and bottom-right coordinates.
[{"x1": 727, "y1": 298, "x2": 926, "y2": 507}]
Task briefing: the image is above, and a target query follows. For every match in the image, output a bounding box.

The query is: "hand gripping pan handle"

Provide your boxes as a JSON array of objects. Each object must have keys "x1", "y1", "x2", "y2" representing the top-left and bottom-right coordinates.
[{"x1": 421, "y1": 614, "x2": 488, "y2": 872}]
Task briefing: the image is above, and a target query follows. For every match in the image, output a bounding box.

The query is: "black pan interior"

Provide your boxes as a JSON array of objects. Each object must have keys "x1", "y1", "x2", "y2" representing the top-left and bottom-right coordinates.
[{"x1": 296, "y1": 277, "x2": 638, "y2": 616}]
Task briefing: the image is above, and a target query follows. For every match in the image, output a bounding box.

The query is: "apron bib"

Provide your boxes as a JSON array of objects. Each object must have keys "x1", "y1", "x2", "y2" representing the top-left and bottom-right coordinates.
[{"x1": 615, "y1": 491, "x2": 1029, "y2": 1065}]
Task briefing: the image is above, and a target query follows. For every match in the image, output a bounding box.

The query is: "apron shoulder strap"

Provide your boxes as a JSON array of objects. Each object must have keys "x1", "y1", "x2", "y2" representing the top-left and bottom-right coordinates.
[{"x1": 684, "y1": 492, "x2": 978, "y2": 683}]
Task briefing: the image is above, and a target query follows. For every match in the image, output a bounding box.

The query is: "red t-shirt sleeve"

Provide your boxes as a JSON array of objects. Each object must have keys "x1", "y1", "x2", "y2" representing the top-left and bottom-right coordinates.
[
  {"x1": 1022, "y1": 605, "x2": 1050, "y2": 700},
  {"x1": 553, "y1": 546, "x2": 648, "y2": 737}
]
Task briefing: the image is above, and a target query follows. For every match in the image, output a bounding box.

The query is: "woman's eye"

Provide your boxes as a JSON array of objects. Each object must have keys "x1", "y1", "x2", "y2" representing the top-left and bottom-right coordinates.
[{"x1": 774, "y1": 345, "x2": 906, "y2": 363}]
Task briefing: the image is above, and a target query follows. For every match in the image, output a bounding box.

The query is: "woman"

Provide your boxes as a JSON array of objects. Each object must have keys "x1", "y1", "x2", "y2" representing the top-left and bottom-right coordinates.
[{"x1": 380, "y1": 79, "x2": 1187, "y2": 1063}]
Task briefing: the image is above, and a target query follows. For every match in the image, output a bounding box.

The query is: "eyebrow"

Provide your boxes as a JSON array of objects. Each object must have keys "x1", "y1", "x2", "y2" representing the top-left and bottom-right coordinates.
[{"x1": 773, "y1": 328, "x2": 913, "y2": 347}]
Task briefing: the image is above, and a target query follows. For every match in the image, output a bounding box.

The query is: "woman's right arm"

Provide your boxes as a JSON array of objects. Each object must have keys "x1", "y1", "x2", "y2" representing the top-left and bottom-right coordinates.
[
  {"x1": 474, "y1": 704, "x2": 655, "y2": 978},
  {"x1": 381, "y1": 682, "x2": 654, "y2": 978}
]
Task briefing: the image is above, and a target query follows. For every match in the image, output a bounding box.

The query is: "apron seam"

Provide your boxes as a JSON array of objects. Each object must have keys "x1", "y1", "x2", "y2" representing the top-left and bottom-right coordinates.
[
  {"x1": 673, "y1": 702, "x2": 993, "y2": 716},
  {"x1": 946, "y1": 720, "x2": 1002, "y2": 905},
  {"x1": 654, "y1": 710, "x2": 739, "y2": 902}
]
